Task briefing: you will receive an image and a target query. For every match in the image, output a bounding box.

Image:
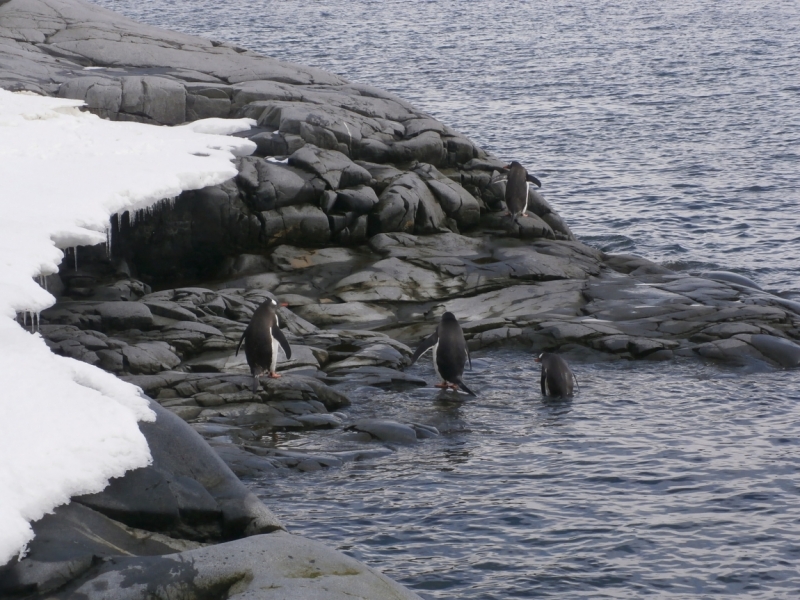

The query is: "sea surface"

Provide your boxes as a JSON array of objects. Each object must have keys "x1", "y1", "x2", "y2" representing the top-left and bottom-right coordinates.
[{"x1": 95, "y1": 1, "x2": 800, "y2": 597}]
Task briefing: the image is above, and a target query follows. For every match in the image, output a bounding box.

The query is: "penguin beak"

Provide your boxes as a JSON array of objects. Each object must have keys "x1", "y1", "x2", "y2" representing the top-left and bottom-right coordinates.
[
  {"x1": 534, "y1": 356, "x2": 542, "y2": 363},
  {"x1": 279, "y1": 302, "x2": 289, "y2": 307}
]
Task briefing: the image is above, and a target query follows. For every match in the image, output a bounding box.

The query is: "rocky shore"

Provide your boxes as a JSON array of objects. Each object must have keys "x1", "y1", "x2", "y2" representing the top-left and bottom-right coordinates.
[{"x1": 3, "y1": 0, "x2": 800, "y2": 598}]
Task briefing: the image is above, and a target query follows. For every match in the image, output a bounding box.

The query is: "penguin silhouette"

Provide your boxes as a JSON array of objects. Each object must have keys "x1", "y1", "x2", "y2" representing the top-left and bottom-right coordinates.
[
  {"x1": 535, "y1": 352, "x2": 575, "y2": 397},
  {"x1": 410, "y1": 312, "x2": 476, "y2": 396},
  {"x1": 504, "y1": 161, "x2": 542, "y2": 222},
  {"x1": 236, "y1": 298, "x2": 292, "y2": 393}
]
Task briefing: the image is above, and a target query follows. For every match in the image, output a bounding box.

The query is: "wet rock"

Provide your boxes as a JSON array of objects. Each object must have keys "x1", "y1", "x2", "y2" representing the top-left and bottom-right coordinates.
[
  {"x1": 693, "y1": 338, "x2": 768, "y2": 365},
  {"x1": 65, "y1": 400, "x2": 282, "y2": 546},
  {"x1": 351, "y1": 419, "x2": 419, "y2": 444},
  {"x1": 702, "y1": 271, "x2": 762, "y2": 290},
  {"x1": 747, "y1": 334, "x2": 800, "y2": 368},
  {"x1": 325, "y1": 366, "x2": 426, "y2": 389}
]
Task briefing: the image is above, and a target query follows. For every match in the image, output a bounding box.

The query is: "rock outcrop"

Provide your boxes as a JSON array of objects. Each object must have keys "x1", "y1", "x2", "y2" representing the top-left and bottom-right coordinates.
[{"x1": 4, "y1": 0, "x2": 800, "y2": 598}]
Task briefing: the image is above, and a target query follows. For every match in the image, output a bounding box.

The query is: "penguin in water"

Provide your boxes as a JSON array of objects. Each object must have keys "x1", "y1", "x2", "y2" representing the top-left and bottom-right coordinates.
[
  {"x1": 410, "y1": 312, "x2": 476, "y2": 396},
  {"x1": 504, "y1": 161, "x2": 542, "y2": 222},
  {"x1": 535, "y1": 352, "x2": 576, "y2": 398},
  {"x1": 236, "y1": 298, "x2": 292, "y2": 393}
]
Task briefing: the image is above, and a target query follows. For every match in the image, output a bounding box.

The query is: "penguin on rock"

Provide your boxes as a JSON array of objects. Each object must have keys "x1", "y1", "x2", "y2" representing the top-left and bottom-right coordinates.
[
  {"x1": 236, "y1": 298, "x2": 292, "y2": 393},
  {"x1": 410, "y1": 312, "x2": 476, "y2": 396},
  {"x1": 503, "y1": 161, "x2": 542, "y2": 222}
]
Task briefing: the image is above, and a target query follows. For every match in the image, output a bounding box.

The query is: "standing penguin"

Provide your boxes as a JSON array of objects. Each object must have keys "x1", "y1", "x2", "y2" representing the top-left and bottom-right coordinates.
[
  {"x1": 535, "y1": 352, "x2": 576, "y2": 397},
  {"x1": 410, "y1": 312, "x2": 476, "y2": 396},
  {"x1": 504, "y1": 161, "x2": 542, "y2": 221},
  {"x1": 236, "y1": 298, "x2": 292, "y2": 393}
]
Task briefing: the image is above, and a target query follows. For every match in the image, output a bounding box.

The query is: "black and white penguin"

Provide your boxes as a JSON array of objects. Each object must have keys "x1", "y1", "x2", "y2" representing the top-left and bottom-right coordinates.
[
  {"x1": 410, "y1": 312, "x2": 476, "y2": 396},
  {"x1": 504, "y1": 161, "x2": 542, "y2": 221},
  {"x1": 236, "y1": 298, "x2": 292, "y2": 393},
  {"x1": 534, "y1": 352, "x2": 575, "y2": 397}
]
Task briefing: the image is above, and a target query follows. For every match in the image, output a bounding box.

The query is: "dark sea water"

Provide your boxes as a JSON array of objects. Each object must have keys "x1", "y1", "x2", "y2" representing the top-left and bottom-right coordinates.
[{"x1": 94, "y1": 1, "x2": 800, "y2": 597}]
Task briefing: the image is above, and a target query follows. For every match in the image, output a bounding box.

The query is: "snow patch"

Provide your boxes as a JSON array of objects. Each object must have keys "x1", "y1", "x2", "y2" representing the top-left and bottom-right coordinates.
[{"x1": 0, "y1": 89, "x2": 255, "y2": 564}]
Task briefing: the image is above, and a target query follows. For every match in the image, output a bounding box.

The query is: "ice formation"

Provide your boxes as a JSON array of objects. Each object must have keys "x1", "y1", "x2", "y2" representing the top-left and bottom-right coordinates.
[{"x1": 0, "y1": 89, "x2": 256, "y2": 564}]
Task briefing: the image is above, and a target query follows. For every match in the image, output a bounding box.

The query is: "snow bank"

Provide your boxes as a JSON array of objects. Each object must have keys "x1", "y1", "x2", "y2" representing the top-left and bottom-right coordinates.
[{"x1": 0, "y1": 89, "x2": 256, "y2": 564}]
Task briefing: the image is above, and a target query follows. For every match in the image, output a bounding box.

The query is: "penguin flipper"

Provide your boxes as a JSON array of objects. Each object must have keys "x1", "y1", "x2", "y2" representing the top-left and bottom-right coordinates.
[
  {"x1": 526, "y1": 173, "x2": 542, "y2": 188},
  {"x1": 272, "y1": 325, "x2": 292, "y2": 360},
  {"x1": 410, "y1": 331, "x2": 438, "y2": 365},
  {"x1": 456, "y1": 378, "x2": 477, "y2": 397},
  {"x1": 466, "y1": 347, "x2": 472, "y2": 370},
  {"x1": 235, "y1": 330, "x2": 246, "y2": 356},
  {"x1": 540, "y1": 368, "x2": 547, "y2": 396}
]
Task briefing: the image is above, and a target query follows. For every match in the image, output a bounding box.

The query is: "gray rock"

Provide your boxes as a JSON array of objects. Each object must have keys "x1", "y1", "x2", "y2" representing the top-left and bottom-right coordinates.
[
  {"x1": 51, "y1": 400, "x2": 283, "y2": 552},
  {"x1": 294, "y1": 302, "x2": 395, "y2": 327},
  {"x1": 413, "y1": 163, "x2": 481, "y2": 229},
  {"x1": 96, "y1": 301, "x2": 153, "y2": 331},
  {"x1": 143, "y1": 300, "x2": 198, "y2": 322},
  {"x1": 262, "y1": 204, "x2": 332, "y2": 245},
  {"x1": 120, "y1": 76, "x2": 187, "y2": 125},
  {"x1": 241, "y1": 157, "x2": 326, "y2": 211},
  {"x1": 62, "y1": 533, "x2": 421, "y2": 599},
  {"x1": 288, "y1": 145, "x2": 372, "y2": 189},
  {"x1": 369, "y1": 172, "x2": 448, "y2": 236},
  {"x1": 122, "y1": 342, "x2": 181, "y2": 375},
  {"x1": 335, "y1": 185, "x2": 379, "y2": 213},
  {"x1": 702, "y1": 271, "x2": 762, "y2": 290},
  {"x1": 352, "y1": 419, "x2": 418, "y2": 444},
  {"x1": 747, "y1": 334, "x2": 800, "y2": 368}
]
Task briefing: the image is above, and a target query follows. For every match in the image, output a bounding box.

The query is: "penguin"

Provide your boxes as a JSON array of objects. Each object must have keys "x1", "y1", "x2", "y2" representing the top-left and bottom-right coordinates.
[
  {"x1": 236, "y1": 298, "x2": 292, "y2": 393},
  {"x1": 534, "y1": 352, "x2": 575, "y2": 398},
  {"x1": 410, "y1": 312, "x2": 476, "y2": 396},
  {"x1": 504, "y1": 161, "x2": 542, "y2": 221}
]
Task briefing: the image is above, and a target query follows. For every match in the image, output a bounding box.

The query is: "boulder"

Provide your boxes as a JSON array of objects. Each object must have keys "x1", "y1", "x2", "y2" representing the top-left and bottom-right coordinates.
[
  {"x1": 96, "y1": 301, "x2": 154, "y2": 331},
  {"x1": 56, "y1": 533, "x2": 421, "y2": 600}
]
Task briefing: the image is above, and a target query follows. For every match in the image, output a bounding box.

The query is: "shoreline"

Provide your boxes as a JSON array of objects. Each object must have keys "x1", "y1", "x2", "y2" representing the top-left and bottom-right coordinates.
[{"x1": 2, "y1": 0, "x2": 800, "y2": 598}]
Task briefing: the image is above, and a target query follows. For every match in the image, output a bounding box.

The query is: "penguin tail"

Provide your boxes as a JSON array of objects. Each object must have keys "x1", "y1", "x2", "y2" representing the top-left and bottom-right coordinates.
[{"x1": 456, "y1": 379, "x2": 477, "y2": 397}]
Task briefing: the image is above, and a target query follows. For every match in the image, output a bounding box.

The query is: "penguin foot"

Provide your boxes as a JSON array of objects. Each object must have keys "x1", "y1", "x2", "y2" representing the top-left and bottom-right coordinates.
[
  {"x1": 447, "y1": 383, "x2": 460, "y2": 390},
  {"x1": 434, "y1": 382, "x2": 449, "y2": 388},
  {"x1": 268, "y1": 372, "x2": 281, "y2": 378},
  {"x1": 522, "y1": 212, "x2": 528, "y2": 217}
]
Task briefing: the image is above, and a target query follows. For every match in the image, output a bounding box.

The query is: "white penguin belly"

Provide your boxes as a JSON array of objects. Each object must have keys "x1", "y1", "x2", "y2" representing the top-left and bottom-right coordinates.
[
  {"x1": 432, "y1": 341, "x2": 442, "y2": 381},
  {"x1": 270, "y1": 335, "x2": 279, "y2": 373}
]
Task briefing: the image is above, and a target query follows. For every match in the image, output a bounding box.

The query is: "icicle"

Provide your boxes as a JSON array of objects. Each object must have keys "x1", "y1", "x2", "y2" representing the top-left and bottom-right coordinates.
[
  {"x1": 106, "y1": 226, "x2": 111, "y2": 258},
  {"x1": 35, "y1": 311, "x2": 40, "y2": 333},
  {"x1": 22, "y1": 311, "x2": 27, "y2": 328},
  {"x1": 73, "y1": 246, "x2": 78, "y2": 271}
]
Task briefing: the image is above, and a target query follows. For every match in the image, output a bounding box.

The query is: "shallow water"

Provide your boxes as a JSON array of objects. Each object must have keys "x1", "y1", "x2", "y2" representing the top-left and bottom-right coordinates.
[
  {"x1": 257, "y1": 351, "x2": 800, "y2": 598},
  {"x1": 90, "y1": 1, "x2": 800, "y2": 596}
]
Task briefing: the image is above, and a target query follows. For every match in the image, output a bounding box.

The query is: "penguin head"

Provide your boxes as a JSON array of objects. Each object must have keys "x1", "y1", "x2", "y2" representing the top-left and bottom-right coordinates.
[
  {"x1": 270, "y1": 298, "x2": 277, "y2": 306},
  {"x1": 534, "y1": 352, "x2": 546, "y2": 363},
  {"x1": 441, "y1": 311, "x2": 457, "y2": 323},
  {"x1": 505, "y1": 160, "x2": 523, "y2": 170}
]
